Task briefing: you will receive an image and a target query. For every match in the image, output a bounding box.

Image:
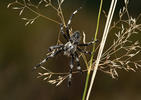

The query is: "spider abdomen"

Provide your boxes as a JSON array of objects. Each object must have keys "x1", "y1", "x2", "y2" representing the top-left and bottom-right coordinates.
[{"x1": 63, "y1": 42, "x2": 77, "y2": 56}]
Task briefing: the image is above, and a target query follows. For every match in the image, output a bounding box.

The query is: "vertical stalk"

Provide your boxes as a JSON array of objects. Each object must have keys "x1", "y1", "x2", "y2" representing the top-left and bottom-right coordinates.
[
  {"x1": 57, "y1": 0, "x2": 66, "y2": 26},
  {"x1": 86, "y1": 0, "x2": 117, "y2": 100},
  {"x1": 82, "y1": 0, "x2": 103, "y2": 100}
]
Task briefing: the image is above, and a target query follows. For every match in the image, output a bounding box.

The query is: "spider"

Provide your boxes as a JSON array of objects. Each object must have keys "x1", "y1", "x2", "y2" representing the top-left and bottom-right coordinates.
[{"x1": 33, "y1": 7, "x2": 97, "y2": 86}]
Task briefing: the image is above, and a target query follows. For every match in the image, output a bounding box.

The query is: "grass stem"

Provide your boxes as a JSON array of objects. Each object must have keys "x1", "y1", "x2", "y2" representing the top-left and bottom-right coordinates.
[
  {"x1": 82, "y1": 0, "x2": 103, "y2": 100},
  {"x1": 86, "y1": 0, "x2": 117, "y2": 100}
]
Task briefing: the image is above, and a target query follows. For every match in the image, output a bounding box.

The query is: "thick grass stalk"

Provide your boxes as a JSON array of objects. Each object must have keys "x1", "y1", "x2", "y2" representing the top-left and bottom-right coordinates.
[
  {"x1": 82, "y1": 0, "x2": 103, "y2": 100},
  {"x1": 86, "y1": 0, "x2": 117, "y2": 100}
]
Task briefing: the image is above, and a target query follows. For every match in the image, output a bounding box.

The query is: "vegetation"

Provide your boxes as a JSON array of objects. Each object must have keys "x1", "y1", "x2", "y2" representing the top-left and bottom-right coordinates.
[{"x1": 8, "y1": 0, "x2": 141, "y2": 99}]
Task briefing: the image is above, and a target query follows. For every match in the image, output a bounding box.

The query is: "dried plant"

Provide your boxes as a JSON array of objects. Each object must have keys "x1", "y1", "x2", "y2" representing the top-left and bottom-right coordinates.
[
  {"x1": 37, "y1": 66, "x2": 69, "y2": 86},
  {"x1": 98, "y1": 1, "x2": 141, "y2": 79},
  {"x1": 7, "y1": 0, "x2": 65, "y2": 25}
]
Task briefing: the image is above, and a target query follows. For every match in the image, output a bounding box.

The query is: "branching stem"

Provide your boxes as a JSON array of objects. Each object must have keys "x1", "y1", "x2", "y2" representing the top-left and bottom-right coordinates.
[{"x1": 17, "y1": 1, "x2": 61, "y2": 24}]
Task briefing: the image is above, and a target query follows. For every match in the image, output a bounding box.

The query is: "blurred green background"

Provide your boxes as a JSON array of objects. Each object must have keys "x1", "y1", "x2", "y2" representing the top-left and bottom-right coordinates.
[{"x1": 0, "y1": 0, "x2": 141, "y2": 100}]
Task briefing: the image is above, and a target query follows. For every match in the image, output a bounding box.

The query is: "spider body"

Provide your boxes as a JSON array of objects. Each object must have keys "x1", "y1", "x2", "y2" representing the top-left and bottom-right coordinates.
[
  {"x1": 64, "y1": 31, "x2": 80, "y2": 56},
  {"x1": 34, "y1": 7, "x2": 97, "y2": 86},
  {"x1": 64, "y1": 41, "x2": 76, "y2": 56}
]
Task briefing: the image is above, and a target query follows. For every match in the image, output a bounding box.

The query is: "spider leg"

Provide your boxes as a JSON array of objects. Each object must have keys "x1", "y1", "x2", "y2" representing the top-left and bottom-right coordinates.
[
  {"x1": 77, "y1": 47, "x2": 91, "y2": 55},
  {"x1": 68, "y1": 54, "x2": 74, "y2": 87},
  {"x1": 33, "y1": 49, "x2": 63, "y2": 70},
  {"x1": 67, "y1": 7, "x2": 82, "y2": 28},
  {"x1": 60, "y1": 24, "x2": 69, "y2": 41},
  {"x1": 63, "y1": 7, "x2": 82, "y2": 41},
  {"x1": 66, "y1": 7, "x2": 82, "y2": 40},
  {"x1": 74, "y1": 52, "x2": 82, "y2": 73},
  {"x1": 78, "y1": 40, "x2": 98, "y2": 46},
  {"x1": 48, "y1": 44, "x2": 63, "y2": 51},
  {"x1": 66, "y1": 27, "x2": 70, "y2": 40}
]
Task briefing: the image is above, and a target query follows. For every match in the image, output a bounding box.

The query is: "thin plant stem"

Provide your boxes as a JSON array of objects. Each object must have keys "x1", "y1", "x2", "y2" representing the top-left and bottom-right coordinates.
[
  {"x1": 86, "y1": 0, "x2": 117, "y2": 100},
  {"x1": 82, "y1": 0, "x2": 103, "y2": 100},
  {"x1": 57, "y1": 0, "x2": 66, "y2": 26}
]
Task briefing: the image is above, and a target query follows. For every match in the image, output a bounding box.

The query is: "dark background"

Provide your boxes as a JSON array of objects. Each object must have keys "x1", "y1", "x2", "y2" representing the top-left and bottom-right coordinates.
[{"x1": 0, "y1": 0, "x2": 141, "y2": 100}]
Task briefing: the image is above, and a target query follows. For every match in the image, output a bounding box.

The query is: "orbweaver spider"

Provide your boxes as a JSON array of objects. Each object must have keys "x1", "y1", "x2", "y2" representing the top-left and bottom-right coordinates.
[{"x1": 33, "y1": 7, "x2": 97, "y2": 86}]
